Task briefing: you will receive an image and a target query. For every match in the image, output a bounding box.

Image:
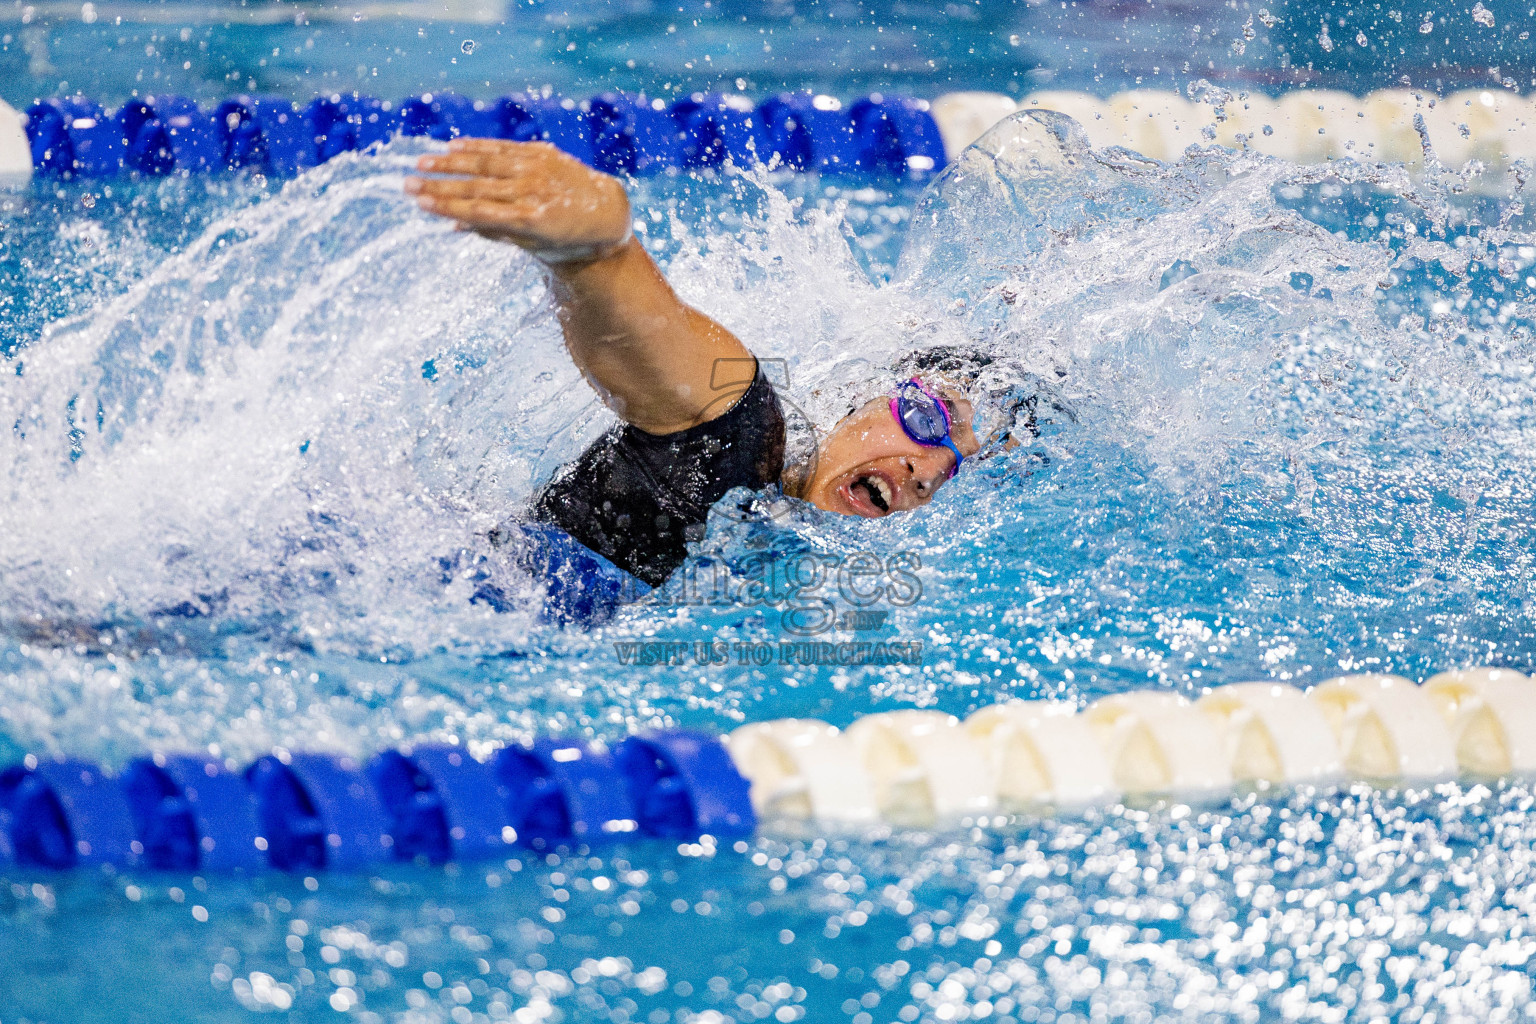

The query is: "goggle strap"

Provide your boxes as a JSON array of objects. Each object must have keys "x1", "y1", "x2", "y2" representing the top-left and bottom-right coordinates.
[{"x1": 939, "y1": 437, "x2": 963, "y2": 479}]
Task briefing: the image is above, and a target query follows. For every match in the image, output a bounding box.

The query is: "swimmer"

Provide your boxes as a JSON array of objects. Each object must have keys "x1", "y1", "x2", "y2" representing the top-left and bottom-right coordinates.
[{"x1": 407, "y1": 139, "x2": 1048, "y2": 592}]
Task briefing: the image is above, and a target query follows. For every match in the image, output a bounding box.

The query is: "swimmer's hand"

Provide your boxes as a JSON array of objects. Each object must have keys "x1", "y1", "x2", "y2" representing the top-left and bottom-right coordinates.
[
  {"x1": 405, "y1": 136, "x2": 755, "y2": 435},
  {"x1": 406, "y1": 139, "x2": 633, "y2": 265}
]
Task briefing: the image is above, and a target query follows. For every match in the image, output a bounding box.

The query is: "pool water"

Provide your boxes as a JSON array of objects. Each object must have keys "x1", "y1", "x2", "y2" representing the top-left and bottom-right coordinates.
[
  {"x1": 5, "y1": 784, "x2": 1536, "y2": 1023},
  {"x1": 4, "y1": 114, "x2": 1535, "y2": 1023},
  {"x1": 5, "y1": 1, "x2": 1536, "y2": 1021},
  {"x1": 6, "y1": 0, "x2": 1536, "y2": 111}
]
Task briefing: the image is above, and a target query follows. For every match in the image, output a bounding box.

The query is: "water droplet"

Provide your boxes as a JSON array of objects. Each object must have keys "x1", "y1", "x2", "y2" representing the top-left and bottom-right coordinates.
[{"x1": 461, "y1": 39, "x2": 476, "y2": 55}]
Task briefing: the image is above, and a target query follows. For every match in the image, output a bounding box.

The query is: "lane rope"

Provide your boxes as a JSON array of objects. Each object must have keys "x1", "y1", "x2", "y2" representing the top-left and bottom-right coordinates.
[
  {"x1": 4, "y1": 87, "x2": 1532, "y2": 189},
  {"x1": 1005, "y1": 87, "x2": 1536, "y2": 167},
  {"x1": 1, "y1": 668, "x2": 1529, "y2": 872},
  {"x1": 7, "y1": 90, "x2": 945, "y2": 181},
  {"x1": 728, "y1": 669, "x2": 1535, "y2": 826}
]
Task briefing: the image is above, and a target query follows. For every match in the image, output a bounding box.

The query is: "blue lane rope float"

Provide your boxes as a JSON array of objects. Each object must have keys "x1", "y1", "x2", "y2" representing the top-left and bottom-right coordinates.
[
  {"x1": 0, "y1": 758, "x2": 138, "y2": 868},
  {"x1": 1, "y1": 668, "x2": 1533, "y2": 874},
  {"x1": 616, "y1": 731, "x2": 756, "y2": 839},
  {"x1": 0, "y1": 732, "x2": 757, "y2": 873},
  {"x1": 20, "y1": 90, "x2": 947, "y2": 179},
  {"x1": 495, "y1": 738, "x2": 638, "y2": 847},
  {"x1": 121, "y1": 754, "x2": 266, "y2": 871}
]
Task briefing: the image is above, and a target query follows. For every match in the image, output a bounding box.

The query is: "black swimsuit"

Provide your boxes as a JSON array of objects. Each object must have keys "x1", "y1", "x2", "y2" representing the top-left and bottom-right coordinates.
[{"x1": 526, "y1": 370, "x2": 787, "y2": 587}]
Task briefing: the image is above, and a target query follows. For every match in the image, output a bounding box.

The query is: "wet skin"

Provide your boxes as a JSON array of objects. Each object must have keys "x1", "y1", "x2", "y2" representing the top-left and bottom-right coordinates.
[
  {"x1": 796, "y1": 394, "x2": 981, "y2": 517},
  {"x1": 407, "y1": 138, "x2": 978, "y2": 519}
]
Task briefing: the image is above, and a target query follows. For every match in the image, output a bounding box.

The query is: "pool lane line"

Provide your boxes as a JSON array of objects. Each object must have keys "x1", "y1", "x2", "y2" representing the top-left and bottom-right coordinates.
[
  {"x1": 0, "y1": 667, "x2": 1530, "y2": 873},
  {"x1": 7, "y1": 86, "x2": 1533, "y2": 192}
]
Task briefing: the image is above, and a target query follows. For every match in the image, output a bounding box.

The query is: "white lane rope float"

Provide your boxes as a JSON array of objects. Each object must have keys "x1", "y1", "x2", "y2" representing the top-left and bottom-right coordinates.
[
  {"x1": 725, "y1": 669, "x2": 1536, "y2": 826},
  {"x1": 934, "y1": 87, "x2": 1536, "y2": 169}
]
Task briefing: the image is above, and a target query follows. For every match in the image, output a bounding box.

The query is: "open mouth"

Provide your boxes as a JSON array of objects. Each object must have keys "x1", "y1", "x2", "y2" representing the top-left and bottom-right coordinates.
[{"x1": 852, "y1": 473, "x2": 892, "y2": 513}]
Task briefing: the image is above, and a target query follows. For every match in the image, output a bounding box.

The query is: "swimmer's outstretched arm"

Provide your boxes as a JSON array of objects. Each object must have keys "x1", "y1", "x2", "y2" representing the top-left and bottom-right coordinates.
[{"x1": 406, "y1": 139, "x2": 757, "y2": 434}]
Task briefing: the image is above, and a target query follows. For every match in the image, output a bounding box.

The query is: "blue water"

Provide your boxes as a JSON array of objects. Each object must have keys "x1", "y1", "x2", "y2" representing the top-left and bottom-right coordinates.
[
  {"x1": 4, "y1": 784, "x2": 1536, "y2": 1022},
  {"x1": 6, "y1": 2, "x2": 1536, "y2": 1021},
  {"x1": 6, "y1": 0, "x2": 1536, "y2": 110}
]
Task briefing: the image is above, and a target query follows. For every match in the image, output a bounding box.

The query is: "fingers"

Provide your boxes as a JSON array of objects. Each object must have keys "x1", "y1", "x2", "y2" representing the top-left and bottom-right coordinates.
[
  {"x1": 413, "y1": 195, "x2": 543, "y2": 231},
  {"x1": 466, "y1": 224, "x2": 548, "y2": 249},
  {"x1": 448, "y1": 137, "x2": 553, "y2": 155},
  {"x1": 414, "y1": 152, "x2": 477, "y2": 176},
  {"x1": 404, "y1": 138, "x2": 625, "y2": 256},
  {"x1": 405, "y1": 175, "x2": 530, "y2": 202},
  {"x1": 414, "y1": 150, "x2": 513, "y2": 177},
  {"x1": 414, "y1": 139, "x2": 560, "y2": 175}
]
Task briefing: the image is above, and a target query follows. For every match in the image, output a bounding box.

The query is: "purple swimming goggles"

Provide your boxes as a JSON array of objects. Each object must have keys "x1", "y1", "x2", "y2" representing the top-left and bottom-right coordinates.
[{"x1": 889, "y1": 378, "x2": 963, "y2": 479}]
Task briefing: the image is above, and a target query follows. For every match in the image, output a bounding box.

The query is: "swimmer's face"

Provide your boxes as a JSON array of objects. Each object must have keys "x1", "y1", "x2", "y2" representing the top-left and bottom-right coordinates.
[{"x1": 799, "y1": 392, "x2": 980, "y2": 518}]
